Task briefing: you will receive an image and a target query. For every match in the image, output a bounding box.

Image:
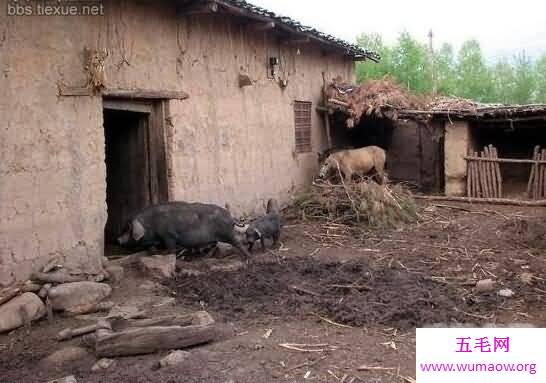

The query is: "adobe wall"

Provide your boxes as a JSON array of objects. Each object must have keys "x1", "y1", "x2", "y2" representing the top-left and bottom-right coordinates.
[
  {"x1": 444, "y1": 121, "x2": 470, "y2": 196},
  {"x1": 0, "y1": 1, "x2": 354, "y2": 286}
]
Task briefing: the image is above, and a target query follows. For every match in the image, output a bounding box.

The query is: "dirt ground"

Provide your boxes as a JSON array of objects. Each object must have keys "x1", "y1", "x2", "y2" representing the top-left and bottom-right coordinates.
[{"x1": 1, "y1": 202, "x2": 545, "y2": 383}]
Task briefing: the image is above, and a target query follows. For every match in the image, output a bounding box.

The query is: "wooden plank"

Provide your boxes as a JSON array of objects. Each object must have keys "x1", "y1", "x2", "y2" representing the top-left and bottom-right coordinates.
[
  {"x1": 527, "y1": 145, "x2": 540, "y2": 198},
  {"x1": 95, "y1": 324, "x2": 216, "y2": 357},
  {"x1": 492, "y1": 146, "x2": 503, "y2": 198},
  {"x1": 103, "y1": 89, "x2": 189, "y2": 100},
  {"x1": 103, "y1": 100, "x2": 153, "y2": 114},
  {"x1": 111, "y1": 312, "x2": 214, "y2": 332},
  {"x1": 57, "y1": 85, "x2": 93, "y2": 97},
  {"x1": 414, "y1": 195, "x2": 546, "y2": 206},
  {"x1": 464, "y1": 156, "x2": 546, "y2": 164}
]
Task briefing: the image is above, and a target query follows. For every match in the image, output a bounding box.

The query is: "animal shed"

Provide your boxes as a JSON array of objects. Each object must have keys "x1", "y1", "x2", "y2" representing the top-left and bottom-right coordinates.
[
  {"x1": 410, "y1": 104, "x2": 546, "y2": 199},
  {"x1": 0, "y1": 0, "x2": 378, "y2": 286},
  {"x1": 323, "y1": 80, "x2": 546, "y2": 199},
  {"x1": 323, "y1": 79, "x2": 444, "y2": 193}
]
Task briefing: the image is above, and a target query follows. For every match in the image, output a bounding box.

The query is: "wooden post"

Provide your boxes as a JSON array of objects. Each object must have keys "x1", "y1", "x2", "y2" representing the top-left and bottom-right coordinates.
[
  {"x1": 542, "y1": 149, "x2": 546, "y2": 197},
  {"x1": 483, "y1": 145, "x2": 495, "y2": 198},
  {"x1": 466, "y1": 150, "x2": 471, "y2": 198},
  {"x1": 491, "y1": 146, "x2": 503, "y2": 198},
  {"x1": 473, "y1": 151, "x2": 480, "y2": 198},
  {"x1": 472, "y1": 155, "x2": 478, "y2": 197},
  {"x1": 527, "y1": 146, "x2": 540, "y2": 198},
  {"x1": 537, "y1": 149, "x2": 546, "y2": 199},
  {"x1": 533, "y1": 147, "x2": 541, "y2": 200},
  {"x1": 479, "y1": 150, "x2": 490, "y2": 197}
]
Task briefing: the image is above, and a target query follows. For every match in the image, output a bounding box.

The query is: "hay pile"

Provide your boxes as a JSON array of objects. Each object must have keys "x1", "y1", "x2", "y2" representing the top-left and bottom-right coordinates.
[
  {"x1": 326, "y1": 77, "x2": 426, "y2": 125},
  {"x1": 292, "y1": 178, "x2": 420, "y2": 228}
]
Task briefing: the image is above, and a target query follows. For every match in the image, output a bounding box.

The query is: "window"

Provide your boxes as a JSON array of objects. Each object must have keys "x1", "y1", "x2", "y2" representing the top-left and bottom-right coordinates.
[{"x1": 294, "y1": 100, "x2": 312, "y2": 153}]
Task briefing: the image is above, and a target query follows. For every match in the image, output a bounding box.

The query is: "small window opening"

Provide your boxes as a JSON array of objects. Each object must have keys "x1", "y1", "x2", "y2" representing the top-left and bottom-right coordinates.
[{"x1": 294, "y1": 100, "x2": 312, "y2": 153}]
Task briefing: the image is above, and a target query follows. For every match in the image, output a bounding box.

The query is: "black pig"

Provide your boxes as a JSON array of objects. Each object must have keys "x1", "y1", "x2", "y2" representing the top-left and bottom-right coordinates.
[
  {"x1": 117, "y1": 201, "x2": 251, "y2": 259},
  {"x1": 245, "y1": 199, "x2": 282, "y2": 252}
]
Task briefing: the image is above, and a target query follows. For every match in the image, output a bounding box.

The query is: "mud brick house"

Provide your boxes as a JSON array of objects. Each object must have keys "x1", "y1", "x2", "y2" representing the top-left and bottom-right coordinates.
[{"x1": 0, "y1": 0, "x2": 378, "y2": 286}]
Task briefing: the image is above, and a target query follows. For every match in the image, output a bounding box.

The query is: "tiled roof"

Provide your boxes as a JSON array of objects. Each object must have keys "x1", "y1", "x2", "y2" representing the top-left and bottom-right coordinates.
[{"x1": 214, "y1": 0, "x2": 380, "y2": 61}]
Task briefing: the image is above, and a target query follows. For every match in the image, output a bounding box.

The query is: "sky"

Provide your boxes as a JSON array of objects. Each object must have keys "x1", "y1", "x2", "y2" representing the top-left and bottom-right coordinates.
[{"x1": 251, "y1": 0, "x2": 546, "y2": 61}]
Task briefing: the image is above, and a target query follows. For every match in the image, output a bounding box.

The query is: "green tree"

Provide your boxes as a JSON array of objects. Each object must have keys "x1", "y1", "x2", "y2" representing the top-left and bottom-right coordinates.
[
  {"x1": 511, "y1": 51, "x2": 535, "y2": 104},
  {"x1": 535, "y1": 54, "x2": 546, "y2": 103},
  {"x1": 391, "y1": 31, "x2": 432, "y2": 93},
  {"x1": 455, "y1": 39, "x2": 494, "y2": 102},
  {"x1": 491, "y1": 60, "x2": 516, "y2": 104},
  {"x1": 355, "y1": 33, "x2": 392, "y2": 82},
  {"x1": 435, "y1": 43, "x2": 457, "y2": 96}
]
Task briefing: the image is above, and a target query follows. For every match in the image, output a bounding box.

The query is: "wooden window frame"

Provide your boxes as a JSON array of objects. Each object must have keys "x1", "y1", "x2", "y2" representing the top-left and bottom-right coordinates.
[{"x1": 294, "y1": 100, "x2": 312, "y2": 153}]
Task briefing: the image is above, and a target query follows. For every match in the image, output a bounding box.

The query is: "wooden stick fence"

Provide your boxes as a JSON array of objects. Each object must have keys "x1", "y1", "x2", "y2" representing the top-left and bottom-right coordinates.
[
  {"x1": 466, "y1": 145, "x2": 546, "y2": 200},
  {"x1": 466, "y1": 145, "x2": 503, "y2": 198},
  {"x1": 527, "y1": 145, "x2": 546, "y2": 199}
]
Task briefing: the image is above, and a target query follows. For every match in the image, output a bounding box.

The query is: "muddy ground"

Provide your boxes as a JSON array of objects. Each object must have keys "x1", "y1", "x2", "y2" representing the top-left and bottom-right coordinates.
[{"x1": 1, "y1": 202, "x2": 545, "y2": 383}]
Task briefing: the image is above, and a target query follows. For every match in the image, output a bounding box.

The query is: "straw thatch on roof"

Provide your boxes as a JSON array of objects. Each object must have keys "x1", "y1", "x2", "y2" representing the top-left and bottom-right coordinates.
[
  {"x1": 325, "y1": 77, "x2": 546, "y2": 124},
  {"x1": 325, "y1": 77, "x2": 426, "y2": 126}
]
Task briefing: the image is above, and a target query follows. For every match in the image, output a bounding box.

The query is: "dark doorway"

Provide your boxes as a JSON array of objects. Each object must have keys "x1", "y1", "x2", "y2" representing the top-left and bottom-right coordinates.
[
  {"x1": 103, "y1": 100, "x2": 169, "y2": 244},
  {"x1": 330, "y1": 112, "x2": 395, "y2": 150}
]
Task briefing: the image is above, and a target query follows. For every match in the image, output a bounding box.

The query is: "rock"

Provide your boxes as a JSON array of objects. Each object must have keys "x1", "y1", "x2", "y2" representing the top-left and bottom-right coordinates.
[
  {"x1": 519, "y1": 272, "x2": 534, "y2": 285},
  {"x1": 0, "y1": 292, "x2": 46, "y2": 333},
  {"x1": 48, "y1": 282, "x2": 111, "y2": 314},
  {"x1": 91, "y1": 358, "x2": 116, "y2": 372},
  {"x1": 474, "y1": 279, "x2": 495, "y2": 293},
  {"x1": 45, "y1": 376, "x2": 78, "y2": 383},
  {"x1": 498, "y1": 289, "x2": 515, "y2": 298},
  {"x1": 105, "y1": 265, "x2": 124, "y2": 285},
  {"x1": 39, "y1": 283, "x2": 53, "y2": 299},
  {"x1": 90, "y1": 273, "x2": 106, "y2": 283},
  {"x1": 138, "y1": 254, "x2": 176, "y2": 279},
  {"x1": 157, "y1": 350, "x2": 191, "y2": 369},
  {"x1": 40, "y1": 347, "x2": 92, "y2": 369}
]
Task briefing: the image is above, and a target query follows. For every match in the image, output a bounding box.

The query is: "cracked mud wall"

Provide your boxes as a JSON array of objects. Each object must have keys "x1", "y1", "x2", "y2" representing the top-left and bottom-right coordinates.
[{"x1": 0, "y1": 1, "x2": 354, "y2": 286}]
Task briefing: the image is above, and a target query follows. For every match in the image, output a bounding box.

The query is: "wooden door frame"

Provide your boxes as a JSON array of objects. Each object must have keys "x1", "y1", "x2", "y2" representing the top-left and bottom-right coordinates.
[{"x1": 102, "y1": 98, "x2": 170, "y2": 205}]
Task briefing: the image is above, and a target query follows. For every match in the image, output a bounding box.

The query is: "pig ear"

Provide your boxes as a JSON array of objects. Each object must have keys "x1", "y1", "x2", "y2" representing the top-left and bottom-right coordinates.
[{"x1": 131, "y1": 219, "x2": 145, "y2": 241}]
